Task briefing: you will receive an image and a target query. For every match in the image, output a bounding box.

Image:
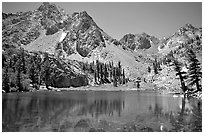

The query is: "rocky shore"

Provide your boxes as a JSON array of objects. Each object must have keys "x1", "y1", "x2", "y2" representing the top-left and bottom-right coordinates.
[{"x1": 36, "y1": 81, "x2": 202, "y2": 100}]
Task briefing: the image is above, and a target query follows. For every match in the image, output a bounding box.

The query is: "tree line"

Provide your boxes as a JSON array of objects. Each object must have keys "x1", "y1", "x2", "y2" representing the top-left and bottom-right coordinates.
[
  {"x1": 2, "y1": 48, "x2": 69, "y2": 92},
  {"x1": 82, "y1": 60, "x2": 127, "y2": 87},
  {"x1": 2, "y1": 45, "x2": 201, "y2": 94},
  {"x1": 2, "y1": 47, "x2": 128, "y2": 93}
]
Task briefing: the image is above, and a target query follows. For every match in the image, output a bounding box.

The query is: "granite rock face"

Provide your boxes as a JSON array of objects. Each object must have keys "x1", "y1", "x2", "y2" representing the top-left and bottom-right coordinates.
[
  {"x1": 2, "y1": 2, "x2": 202, "y2": 89},
  {"x1": 119, "y1": 33, "x2": 159, "y2": 51}
]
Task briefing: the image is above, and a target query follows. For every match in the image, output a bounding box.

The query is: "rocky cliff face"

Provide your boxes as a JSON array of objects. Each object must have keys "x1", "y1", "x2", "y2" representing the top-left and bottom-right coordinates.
[
  {"x1": 158, "y1": 23, "x2": 202, "y2": 58},
  {"x1": 58, "y1": 11, "x2": 106, "y2": 57},
  {"x1": 2, "y1": 2, "x2": 66, "y2": 48},
  {"x1": 2, "y1": 2, "x2": 98, "y2": 88},
  {"x1": 3, "y1": 2, "x2": 111, "y2": 59},
  {"x1": 2, "y1": 2, "x2": 202, "y2": 89},
  {"x1": 119, "y1": 32, "x2": 160, "y2": 52},
  {"x1": 3, "y1": 2, "x2": 147, "y2": 80}
]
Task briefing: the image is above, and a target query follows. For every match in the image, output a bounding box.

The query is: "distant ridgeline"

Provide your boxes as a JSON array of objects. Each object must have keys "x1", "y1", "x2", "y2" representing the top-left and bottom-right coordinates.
[{"x1": 2, "y1": 2, "x2": 202, "y2": 94}]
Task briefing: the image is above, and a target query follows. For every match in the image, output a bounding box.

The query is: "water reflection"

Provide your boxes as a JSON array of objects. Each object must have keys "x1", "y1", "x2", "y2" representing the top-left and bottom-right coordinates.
[
  {"x1": 170, "y1": 98, "x2": 202, "y2": 132},
  {"x1": 2, "y1": 91, "x2": 125, "y2": 131},
  {"x1": 79, "y1": 99, "x2": 124, "y2": 118},
  {"x1": 2, "y1": 91, "x2": 202, "y2": 132}
]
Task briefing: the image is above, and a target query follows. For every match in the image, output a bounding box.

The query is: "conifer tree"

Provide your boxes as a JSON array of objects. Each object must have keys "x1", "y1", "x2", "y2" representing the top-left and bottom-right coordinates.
[
  {"x1": 29, "y1": 58, "x2": 39, "y2": 89},
  {"x1": 113, "y1": 67, "x2": 117, "y2": 87},
  {"x1": 96, "y1": 60, "x2": 100, "y2": 81},
  {"x1": 42, "y1": 53, "x2": 51, "y2": 89},
  {"x1": 89, "y1": 62, "x2": 94, "y2": 74},
  {"x1": 104, "y1": 63, "x2": 109, "y2": 82},
  {"x1": 153, "y1": 62, "x2": 158, "y2": 74},
  {"x1": 109, "y1": 61, "x2": 113, "y2": 81},
  {"x1": 12, "y1": 55, "x2": 17, "y2": 72},
  {"x1": 122, "y1": 68, "x2": 126, "y2": 84},
  {"x1": 82, "y1": 63, "x2": 86, "y2": 72},
  {"x1": 153, "y1": 57, "x2": 158, "y2": 74},
  {"x1": 16, "y1": 59, "x2": 23, "y2": 92},
  {"x1": 118, "y1": 61, "x2": 122, "y2": 84},
  {"x1": 3, "y1": 65, "x2": 10, "y2": 92},
  {"x1": 100, "y1": 63, "x2": 104, "y2": 84},
  {"x1": 173, "y1": 59, "x2": 187, "y2": 93},
  {"x1": 186, "y1": 49, "x2": 202, "y2": 92},
  {"x1": 34, "y1": 55, "x2": 41, "y2": 88},
  {"x1": 94, "y1": 69, "x2": 97, "y2": 84},
  {"x1": 2, "y1": 53, "x2": 6, "y2": 68},
  {"x1": 20, "y1": 48, "x2": 26, "y2": 74},
  {"x1": 147, "y1": 66, "x2": 151, "y2": 73}
]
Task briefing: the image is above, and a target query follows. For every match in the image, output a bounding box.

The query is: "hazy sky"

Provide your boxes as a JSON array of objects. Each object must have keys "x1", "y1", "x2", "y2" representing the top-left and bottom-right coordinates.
[{"x1": 2, "y1": 2, "x2": 202, "y2": 39}]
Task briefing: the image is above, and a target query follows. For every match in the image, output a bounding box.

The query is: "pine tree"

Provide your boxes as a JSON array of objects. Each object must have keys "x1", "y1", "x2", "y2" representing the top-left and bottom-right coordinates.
[
  {"x1": 3, "y1": 65, "x2": 10, "y2": 92},
  {"x1": 104, "y1": 63, "x2": 109, "y2": 82},
  {"x1": 173, "y1": 59, "x2": 187, "y2": 93},
  {"x1": 2, "y1": 53, "x2": 6, "y2": 68},
  {"x1": 89, "y1": 62, "x2": 94, "y2": 74},
  {"x1": 16, "y1": 59, "x2": 23, "y2": 92},
  {"x1": 36, "y1": 53, "x2": 42, "y2": 87},
  {"x1": 147, "y1": 66, "x2": 151, "y2": 73},
  {"x1": 153, "y1": 57, "x2": 158, "y2": 74},
  {"x1": 118, "y1": 61, "x2": 122, "y2": 84},
  {"x1": 186, "y1": 49, "x2": 202, "y2": 92},
  {"x1": 29, "y1": 58, "x2": 39, "y2": 89},
  {"x1": 113, "y1": 67, "x2": 117, "y2": 87},
  {"x1": 111, "y1": 61, "x2": 114, "y2": 69},
  {"x1": 96, "y1": 60, "x2": 100, "y2": 81},
  {"x1": 122, "y1": 69, "x2": 126, "y2": 84},
  {"x1": 153, "y1": 62, "x2": 158, "y2": 74},
  {"x1": 20, "y1": 48, "x2": 26, "y2": 74},
  {"x1": 42, "y1": 54, "x2": 51, "y2": 89},
  {"x1": 100, "y1": 63, "x2": 104, "y2": 84},
  {"x1": 94, "y1": 69, "x2": 97, "y2": 84},
  {"x1": 109, "y1": 61, "x2": 113, "y2": 81},
  {"x1": 12, "y1": 55, "x2": 17, "y2": 72},
  {"x1": 82, "y1": 63, "x2": 86, "y2": 72}
]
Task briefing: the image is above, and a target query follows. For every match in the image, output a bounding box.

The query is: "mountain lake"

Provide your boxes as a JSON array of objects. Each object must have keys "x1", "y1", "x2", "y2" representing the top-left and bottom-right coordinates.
[{"x1": 2, "y1": 90, "x2": 202, "y2": 132}]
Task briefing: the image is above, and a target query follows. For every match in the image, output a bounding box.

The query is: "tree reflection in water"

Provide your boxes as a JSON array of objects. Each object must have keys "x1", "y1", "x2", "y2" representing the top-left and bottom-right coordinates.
[
  {"x1": 2, "y1": 91, "x2": 201, "y2": 132},
  {"x1": 142, "y1": 97, "x2": 202, "y2": 132},
  {"x1": 189, "y1": 101, "x2": 202, "y2": 131},
  {"x1": 2, "y1": 92, "x2": 125, "y2": 131},
  {"x1": 170, "y1": 98, "x2": 202, "y2": 132},
  {"x1": 74, "y1": 99, "x2": 124, "y2": 118}
]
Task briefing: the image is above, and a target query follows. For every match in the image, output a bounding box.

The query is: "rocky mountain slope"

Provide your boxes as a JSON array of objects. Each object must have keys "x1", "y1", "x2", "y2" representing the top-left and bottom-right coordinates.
[
  {"x1": 158, "y1": 23, "x2": 202, "y2": 57},
  {"x1": 119, "y1": 32, "x2": 160, "y2": 53},
  {"x1": 2, "y1": 2, "x2": 151, "y2": 81},
  {"x1": 2, "y1": 2, "x2": 202, "y2": 90},
  {"x1": 152, "y1": 23, "x2": 202, "y2": 91}
]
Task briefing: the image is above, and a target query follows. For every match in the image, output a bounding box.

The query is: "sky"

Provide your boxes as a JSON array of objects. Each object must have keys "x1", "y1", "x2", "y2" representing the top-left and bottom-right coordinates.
[{"x1": 2, "y1": 2, "x2": 202, "y2": 40}]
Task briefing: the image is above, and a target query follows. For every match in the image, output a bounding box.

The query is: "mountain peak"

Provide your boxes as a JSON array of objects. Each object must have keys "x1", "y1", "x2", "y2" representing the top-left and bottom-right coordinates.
[
  {"x1": 80, "y1": 11, "x2": 88, "y2": 15},
  {"x1": 174, "y1": 23, "x2": 198, "y2": 36},
  {"x1": 180, "y1": 23, "x2": 196, "y2": 32},
  {"x1": 37, "y1": 2, "x2": 59, "y2": 12},
  {"x1": 184, "y1": 23, "x2": 194, "y2": 29},
  {"x1": 183, "y1": 23, "x2": 195, "y2": 30},
  {"x1": 42, "y1": 2, "x2": 51, "y2": 6},
  {"x1": 79, "y1": 11, "x2": 93, "y2": 20},
  {"x1": 141, "y1": 32, "x2": 150, "y2": 38}
]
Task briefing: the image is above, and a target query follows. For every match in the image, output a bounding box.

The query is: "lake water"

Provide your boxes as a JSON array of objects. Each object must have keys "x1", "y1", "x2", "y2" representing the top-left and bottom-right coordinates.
[{"x1": 2, "y1": 90, "x2": 202, "y2": 132}]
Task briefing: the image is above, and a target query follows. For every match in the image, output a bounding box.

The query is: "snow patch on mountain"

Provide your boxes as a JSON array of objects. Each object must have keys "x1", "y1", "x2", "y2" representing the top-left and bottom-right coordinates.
[{"x1": 59, "y1": 31, "x2": 67, "y2": 42}]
